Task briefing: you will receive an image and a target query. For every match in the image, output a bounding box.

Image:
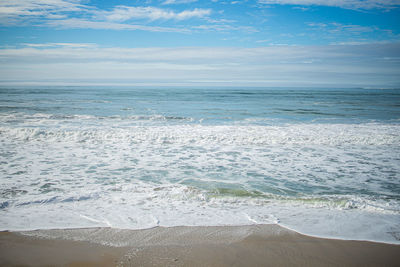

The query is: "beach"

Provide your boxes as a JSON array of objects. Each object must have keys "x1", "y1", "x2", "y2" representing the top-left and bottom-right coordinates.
[
  {"x1": 1, "y1": 224, "x2": 400, "y2": 266},
  {"x1": 1, "y1": 0, "x2": 400, "y2": 265},
  {"x1": 1, "y1": 87, "x2": 400, "y2": 265}
]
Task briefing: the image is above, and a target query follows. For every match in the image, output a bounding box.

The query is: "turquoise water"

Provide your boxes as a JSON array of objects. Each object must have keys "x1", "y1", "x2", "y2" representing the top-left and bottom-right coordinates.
[
  {"x1": 1, "y1": 87, "x2": 399, "y2": 124},
  {"x1": 1, "y1": 87, "x2": 400, "y2": 243}
]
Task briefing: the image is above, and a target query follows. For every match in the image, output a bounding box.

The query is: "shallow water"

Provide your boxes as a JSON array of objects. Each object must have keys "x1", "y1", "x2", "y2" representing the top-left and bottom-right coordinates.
[{"x1": 1, "y1": 87, "x2": 399, "y2": 243}]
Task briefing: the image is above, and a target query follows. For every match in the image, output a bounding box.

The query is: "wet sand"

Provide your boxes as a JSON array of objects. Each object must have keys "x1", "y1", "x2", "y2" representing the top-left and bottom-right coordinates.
[{"x1": 1, "y1": 224, "x2": 399, "y2": 266}]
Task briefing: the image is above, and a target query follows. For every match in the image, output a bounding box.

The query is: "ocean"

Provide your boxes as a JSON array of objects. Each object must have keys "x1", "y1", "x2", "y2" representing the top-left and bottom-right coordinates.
[{"x1": 1, "y1": 86, "x2": 399, "y2": 243}]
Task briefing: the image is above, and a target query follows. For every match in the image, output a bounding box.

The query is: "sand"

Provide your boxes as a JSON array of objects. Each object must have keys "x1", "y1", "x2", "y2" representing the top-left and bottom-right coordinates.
[{"x1": 1, "y1": 224, "x2": 399, "y2": 266}]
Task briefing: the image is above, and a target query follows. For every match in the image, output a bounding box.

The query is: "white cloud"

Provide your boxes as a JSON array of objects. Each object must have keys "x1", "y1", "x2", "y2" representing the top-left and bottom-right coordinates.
[
  {"x1": 101, "y1": 6, "x2": 210, "y2": 22},
  {"x1": 258, "y1": 0, "x2": 400, "y2": 10},
  {"x1": 0, "y1": 43, "x2": 399, "y2": 87},
  {"x1": 305, "y1": 22, "x2": 400, "y2": 43},
  {"x1": 162, "y1": 0, "x2": 198, "y2": 5},
  {"x1": 0, "y1": 0, "x2": 87, "y2": 24},
  {"x1": 0, "y1": 0, "x2": 211, "y2": 31},
  {"x1": 292, "y1": 6, "x2": 310, "y2": 11},
  {"x1": 22, "y1": 43, "x2": 97, "y2": 48},
  {"x1": 308, "y1": 22, "x2": 375, "y2": 33},
  {"x1": 46, "y1": 18, "x2": 189, "y2": 32},
  {"x1": 192, "y1": 24, "x2": 257, "y2": 32},
  {"x1": 0, "y1": 0, "x2": 85, "y2": 14}
]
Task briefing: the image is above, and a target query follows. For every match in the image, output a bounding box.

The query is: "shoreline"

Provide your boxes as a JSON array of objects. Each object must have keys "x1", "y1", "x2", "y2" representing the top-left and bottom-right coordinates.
[
  {"x1": 1, "y1": 224, "x2": 400, "y2": 266},
  {"x1": 2, "y1": 222, "x2": 400, "y2": 246}
]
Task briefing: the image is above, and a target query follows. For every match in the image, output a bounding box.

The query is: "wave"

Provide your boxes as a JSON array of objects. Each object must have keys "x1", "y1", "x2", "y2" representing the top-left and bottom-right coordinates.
[
  {"x1": 1, "y1": 123, "x2": 399, "y2": 146},
  {"x1": 1, "y1": 117, "x2": 399, "y2": 243},
  {"x1": 8, "y1": 183, "x2": 398, "y2": 214},
  {"x1": 1, "y1": 182, "x2": 399, "y2": 243},
  {"x1": 0, "y1": 112, "x2": 194, "y2": 122}
]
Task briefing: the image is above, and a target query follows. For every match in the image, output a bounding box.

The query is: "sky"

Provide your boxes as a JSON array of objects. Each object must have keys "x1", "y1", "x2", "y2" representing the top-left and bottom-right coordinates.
[{"x1": 0, "y1": 0, "x2": 399, "y2": 88}]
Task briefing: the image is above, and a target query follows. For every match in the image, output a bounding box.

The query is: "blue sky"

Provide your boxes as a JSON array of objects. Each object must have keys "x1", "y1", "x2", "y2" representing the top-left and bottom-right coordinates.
[{"x1": 0, "y1": 0, "x2": 399, "y2": 87}]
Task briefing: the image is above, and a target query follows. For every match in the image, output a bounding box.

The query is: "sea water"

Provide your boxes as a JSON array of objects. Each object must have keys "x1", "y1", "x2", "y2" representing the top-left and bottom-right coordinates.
[{"x1": 1, "y1": 87, "x2": 399, "y2": 243}]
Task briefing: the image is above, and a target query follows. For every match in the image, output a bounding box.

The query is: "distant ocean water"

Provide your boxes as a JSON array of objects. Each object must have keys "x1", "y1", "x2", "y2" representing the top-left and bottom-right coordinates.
[{"x1": 1, "y1": 87, "x2": 399, "y2": 243}]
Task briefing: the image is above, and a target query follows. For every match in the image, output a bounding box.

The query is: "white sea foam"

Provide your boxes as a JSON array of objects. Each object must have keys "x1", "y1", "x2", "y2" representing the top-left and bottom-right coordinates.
[
  {"x1": 1, "y1": 123, "x2": 399, "y2": 145},
  {"x1": 1, "y1": 115, "x2": 400, "y2": 243},
  {"x1": 2, "y1": 182, "x2": 399, "y2": 243}
]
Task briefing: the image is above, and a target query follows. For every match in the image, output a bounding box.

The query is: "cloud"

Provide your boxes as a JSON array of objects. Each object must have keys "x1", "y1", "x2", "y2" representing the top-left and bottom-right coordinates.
[
  {"x1": 101, "y1": 6, "x2": 211, "y2": 22},
  {"x1": 304, "y1": 22, "x2": 400, "y2": 43},
  {"x1": 308, "y1": 22, "x2": 375, "y2": 34},
  {"x1": 46, "y1": 18, "x2": 189, "y2": 32},
  {"x1": 0, "y1": 0, "x2": 88, "y2": 24},
  {"x1": 0, "y1": 0, "x2": 85, "y2": 14},
  {"x1": 192, "y1": 24, "x2": 257, "y2": 32},
  {"x1": 1, "y1": 43, "x2": 399, "y2": 87},
  {"x1": 162, "y1": 0, "x2": 198, "y2": 4},
  {"x1": 292, "y1": 6, "x2": 310, "y2": 11},
  {"x1": 0, "y1": 0, "x2": 210, "y2": 31},
  {"x1": 22, "y1": 43, "x2": 97, "y2": 48},
  {"x1": 258, "y1": 0, "x2": 400, "y2": 10}
]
